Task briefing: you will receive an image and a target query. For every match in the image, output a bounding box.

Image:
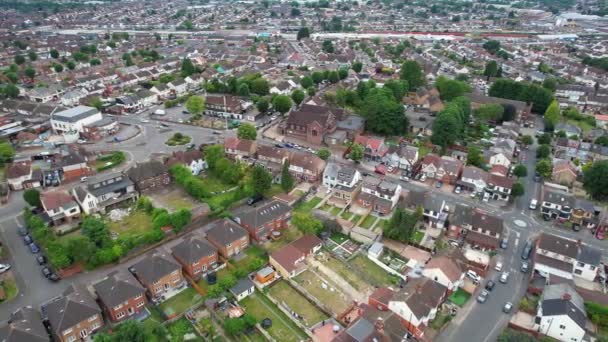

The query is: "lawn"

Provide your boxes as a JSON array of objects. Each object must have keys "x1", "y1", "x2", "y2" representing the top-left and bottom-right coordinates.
[
  {"x1": 320, "y1": 203, "x2": 333, "y2": 212},
  {"x1": 323, "y1": 254, "x2": 370, "y2": 291},
  {"x1": 158, "y1": 287, "x2": 203, "y2": 318},
  {"x1": 330, "y1": 232, "x2": 349, "y2": 245},
  {"x1": 108, "y1": 211, "x2": 153, "y2": 238},
  {"x1": 166, "y1": 317, "x2": 200, "y2": 341},
  {"x1": 350, "y1": 214, "x2": 362, "y2": 223},
  {"x1": 429, "y1": 311, "x2": 452, "y2": 330},
  {"x1": 240, "y1": 292, "x2": 308, "y2": 342},
  {"x1": 330, "y1": 206, "x2": 341, "y2": 216},
  {"x1": 448, "y1": 288, "x2": 471, "y2": 307},
  {"x1": 294, "y1": 197, "x2": 322, "y2": 214},
  {"x1": 360, "y1": 215, "x2": 377, "y2": 229},
  {"x1": 197, "y1": 268, "x2": 232, "y2": 294},
  {"x1": 231, "y1": 245, "x2": 268, "y2": 272},
  {"x1": 265, "y1": 184, "x2": 284, "y2": 198},
  {"x1": 265, "y1": 227, "x2": 303, "y2": 253},
  {"x1": 293, "y1": 270, "x2": 351, "y2": 315},
  {"x1": 341, "y1": 211, "x2": 353, "y2": 220},
  {"x1": 95, "y1": 151, "x2": 126, "y2": 172},
  {"x1": 349, "y1": 254, "x2": 396, "y2": 287},
  {"x1": 166, "y1": 133, "x2": 192, "y2": 146},
  {"x1": 566, "y1": 119, "x2": 594, "y2": 133},
  {"x1": 0, "y1": 278, "x2": 18, "y2": 301},
  {"x1": 153, "y1": 188, "x2": 195, "y2": 211},
  {"x1": 412, "y1": 230, "x2": 425, "y2": 244},
  {"x1": 267, "y1": 281, "x2": 329, "y2": 327},
  {"x1": 199, "y1": 175, "x2": 235, "y2": 193}
]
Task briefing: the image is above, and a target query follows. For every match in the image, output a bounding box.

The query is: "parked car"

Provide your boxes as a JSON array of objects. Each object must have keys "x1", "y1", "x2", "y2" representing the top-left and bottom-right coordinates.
[
  {"x1": 419, "y1": 174, "x2": 427, "y2": 182},
  {"x1": 374, "y1": 165, "x2": 386, "y2": 175},
  {"x1": 387, "y1": 166, "x2": 395, "y2": 173},
  {"x1": 477, "y1": 290, "x2": 489, "y2": 303},
  {"x1": 275, "y1": 144, "x2": 284, "y2": 148},
  {"x1": 36, "y1": 255, "x2": 47, "y2": 265},
  {"x1": 41, "y1": 266, "x2": 52, "y2": 278},
  {"x1": 29, "y1": 243, "x2": 40, "y2": 254},
  {"x1": 80, "y1": 176, "x2": 88, "y2": 182},
  {"x1": 466, "y1": 270, "x2": 481, "y2": 284},
  {"x1": 247, "y1": 195, "x2": 263, "y2": 206},
  {"x1": 520, "y1": 261, "x2": 529, "y2": 273},
  {"x1": 499, "y1": 272, "x2": 509, "y2": 284},
  {"x1": 17, "y1": 224, "x2": 27, "y2": 236},
  {"x1": 572, "y1": 223, "x2": 581, "y2": 232},
  {"x1": 435, "y1": 181, "x2": 443, "y2": 188},
  {"x1": 454, "y1": 186, "x2": 461, "y2": 194},
  {"x1": 494, "y1": 261, "x2": 503, "y2": 272},
  {"x1": 534, "y1": 173, "x2": 542, "y2": 182},
  {"x1": 212, "y1": 130, "x2": 222, "y2": 135},
  {"x1": 503, "y1": 302, "x2": 513, "y2": 313},
  {"x1": 596, "y1": 226, "x2": 605, "y2": 240},
  {"x1": 485, "y1": 280, "x2": 496, "y2": 291},
  {"x1": 521, "y1": 241, "x2": 533, "y2": 260},
  {"x1": 23, "y1": 235, "x2": 33, "y2": 245},
  {"x1": 47, "y1": 272, "x2": 60, "y2": 282},
  {"x1": 0, "y1": 264, "x2": 11, "y2": 274},
  {"x1": 529, "y1": 199, "x2": 538, "y2": 210},
  {"x1": 500, "y1": 237, "x2": 508, "y2": 249}
]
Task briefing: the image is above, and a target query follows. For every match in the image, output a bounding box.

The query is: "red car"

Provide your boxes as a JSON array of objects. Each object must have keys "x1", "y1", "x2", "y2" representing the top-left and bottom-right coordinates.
[
  {"x1": 596, "y1": 226, "x2": 605, "y2": 240},
  {"x1": 375, "y1": 164, "x2": 386, "y2": 175}
]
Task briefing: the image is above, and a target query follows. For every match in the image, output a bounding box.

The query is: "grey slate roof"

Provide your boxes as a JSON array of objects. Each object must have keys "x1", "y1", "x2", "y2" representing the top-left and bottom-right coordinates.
[
  {"x1": 171, "y1": 237, "x2": 217, "y2": 264},
  {"x1": 130, "y1": 253, "x2": 181, "y2": 285},
  {"x1": 205, "y1": 219, "x2": 248, "y2": 246},
  {"x1": 0, "y1": 307, "x2": 49, "y2": 342},
  {"x1": 577, "y1": 245, "x2": 601, "y2": 266},
  {"x1": 229, "y1": 278, "x2": 254, "y2": 296},
  {"x1": 126, "y1": 160, "x2": 168, "y2": 182},
  {"x1": 45, "y1": 284, "x2": 101, "y2": 336},
  {"x1": 87, "y1": 174, "x2": 134, "y2": 197},
  {"x1": 538, "y1": 233, "x2": 578, "y2": 258},
  {"x1": 541, "y1": 299, "x2": 586, "y2": 329},
  {"x1": 235, "y1": 200, "x2": 291, "y2": 229},
  {"x1": 93, "y1": 270, "x2": 145, "y2": 309},
  {"x1": 346, "y1": 318, "x2": 375, "y2": 341},
  {"x1": 51, "y1": 106, "x2": 99, "y2": 123}
]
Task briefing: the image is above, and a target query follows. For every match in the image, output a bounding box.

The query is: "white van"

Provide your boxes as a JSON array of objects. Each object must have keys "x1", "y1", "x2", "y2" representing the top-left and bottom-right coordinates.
[{"x1": 529, "y1": 199, "x2": 538, "y2": 210}]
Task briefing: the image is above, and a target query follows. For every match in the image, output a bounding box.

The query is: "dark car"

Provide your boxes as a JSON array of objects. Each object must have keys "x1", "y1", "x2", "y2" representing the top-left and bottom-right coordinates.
[
  {"x1": 182, "y1": 110, "x2": 190, "y2": 114},
  {"x1": 572, "y1": 223, "x2": 581, "y2": 232},
  {"x1": 521, "y1": 241, "x2": 533, "y2": 260},
  {"x1": 275, "y1": 144, "x2": 284, "y2": 148},
  {"x1": 36, "y1": 255, "x2": 47, "y2": 265},
  {"x1": 23, "y1": 235, "x2": 33, "y2": 245},
  {"x1": 435, "y1": 181, "x2": 443, "y2": 188},
  {"x1": 47, "y1": 273, "x2": 60, "y2": 282},
  {"x1": 29, "y1": 243, "x2": 40, "y2": 254},
  {"x1": 500, "y1": 237, "x2": 508, "y2": 249},
  {"x1": 542, "y1": 214, "x2": 551, "y2": 221},
  {"x1": 534, "y1": 173, "x2": 542, "y2": 182},
  {"x1": 485, "y1": 280, "x2": 496, "y2": 291},
  {"x1": 247, "y1": 195, "x2": 263, "y2": 206},
  {"x1": 41, "y1": 266, "x2": 52, "y2": 278},
  {"x1": 17, "y1": 225, "x2": 28, "y2": 236}
]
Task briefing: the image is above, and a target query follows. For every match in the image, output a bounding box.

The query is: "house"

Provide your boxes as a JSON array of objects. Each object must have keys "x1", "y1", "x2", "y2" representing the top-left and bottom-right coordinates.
[
  {"x1": 50, "y1": 106, "x2": 103, "y2": 134},
  {"x1": 387, "y1": 277, "x2": 447, "y2": 339},
  {"x1": 125, "y1": 160, "x2": 171, "y2": 193},
  {"x1": 256, "y1": 145, "x2": 290, "y2": 165},
  {"x1": 205, "y1": 219, "x2": 250, "y2": 258},
  {"x1": 485, "y1": 173, "x2": 514, "y2": 201},
  {"x1": 136, "y1": 89, "x2": 158, "y2": 107},
  {"x1": 458, "y1": 166, "x2": 488, "y2": 193},
  {"x1": 0, "y1": 306, "x2": 49, "y2": 342},
  {"x1": 534, "y1": 233, "x2": 603, "y2": 282},
  {"x1": 72, "y1": 174, "x2": 138, "y2": 214},
  {"x1": 327, "y1": 165, "x2": 362, "y2": 207},
  {"x1": 465, "y1": 209, "x2": 504, "y2": 250},
  {"x1": 269, "y1": 235, "x2": 323, "y2": 279},
  {"x1": 322, "y1": 162, "x2": 340, "y2": 188},
  {"x1": 355, "y1": 176, "x2": 402, "y2": 216},
  {"x1": 270, "y1": 80, "x2": 298, "y2": 95},
  {"x1": 150, "y1": 84, "x2": 170, "y2": 98},
  {"x1": 406, "y1": 86, "x2": 444, "y2": 113},
  {"x1": 129, "y1": 253, "x2": 186, "y2": 299},
  {"x1": 487, "y1": 151, "x2": 512, "y2": 169},
  {"x1": 288, "y1": 151, "x2": 326, "y2": 182},
  {"x1": 354, "y1": 135, "x2": 388, "y2": 162},
  {"x1": 53, "y1": 148, "x2": 90, "y2": 182},
  {"x1": 422, "y1": 256, "x2": 465, "y2": 292},
  {"x1": 165, "y1": 150, "x2": 206, "y2": 175},
  {"x1": 403, "y1": 189, "x2": 448, "y2": 228},
  {"x1": 6, "y1": 160, "x2": 33, "y2": 190},
  {"x1": 205, "y1": 95, "x2": 244, "y2": 119},
  {"x1": 224, "y1": 137, "x2": 257, "y2": 161},
  {"x1": 570, "y1": 198, "x2": 598, "y2": 228},
  {"x1": 92, "y1": 270, "x2": 147, "y2": 322},
  {"x1": 44, "y1": 284, "x2": 103, "y2": 342},
  {"x1": 229, "y1": 278, "x2": 255, "y2": 301},
  {"x1": 168, "y1": 79, "x2": 188, "y2": 96},
  {"x1": 396, "y1": 145, "x2": 419, "y2": 171},
  {"x1": 541, "y1": 187, "x2": 575, "y2": 221},
  {"x1": 233, "y1": 200, "x2": 291, "y2": 241},
  {"x1": 40, "y1": 190, "x2": 81, "y2": 226},
  {"x1": 279, "y1": 104, "x2": 338, "y2": 145},
  {"x1": 418, "y1": 154, "x2": 463, "y2": 185},
  {"x1": 171, "y1": 237, "x2": 218, "y2": 279},
  {"x1": 552, "y1": 160, "x2": 578, "y2": 187},
  {"x1": 534, "y1": 284, "x2": 587, "y2": 342}
]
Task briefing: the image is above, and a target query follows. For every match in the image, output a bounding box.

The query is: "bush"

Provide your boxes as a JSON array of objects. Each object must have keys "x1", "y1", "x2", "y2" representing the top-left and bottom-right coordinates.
[{"x1": 96, "y1": 151, "x2": 126, "y2": 171}]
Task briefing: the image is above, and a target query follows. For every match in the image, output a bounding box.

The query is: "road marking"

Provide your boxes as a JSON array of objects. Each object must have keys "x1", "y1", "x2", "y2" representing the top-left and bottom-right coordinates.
[
  {"x1": 516, "y1": 231, "x2": 520, "y2": 238},
  {"x1": 515, "y1": 238, "x2": 519, "y2": 247}
]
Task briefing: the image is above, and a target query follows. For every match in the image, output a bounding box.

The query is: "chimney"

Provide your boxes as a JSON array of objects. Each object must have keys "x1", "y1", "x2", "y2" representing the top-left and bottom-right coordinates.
[
  {"x1": 562, "y1": 292, "x2": 572, "y2": 301},
  {"x1": 375, "y1": 317, "x2": 385, "y2": 335}
]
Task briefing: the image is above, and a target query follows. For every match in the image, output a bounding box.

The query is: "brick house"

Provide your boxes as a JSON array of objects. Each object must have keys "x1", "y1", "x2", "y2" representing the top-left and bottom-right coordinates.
[
  {"x1": 129, "y1": 253, "x2": 186, "y2": 300},
  {"x1": 205, "y1": 219, "x2": 250, "y2": 258},
  {"x1": 165, "y1": 150, "x2": 206, "y2": 176},
  {"x1": 224, "y1": 137, "x2": 257, "y2": 161},
  {"x1": 125, "y1": 160, "x2": 171, "y2": 193},
  {"x1": 462, "y1": 208, "x2": 504, "y2": 250},
  {"x1": 0, "y1": 306, "x2": 49, "y2": 342},
  {"x1": 418, "y1": 154, "x2": 463, "y2": 185},
  {"x1": 171, "y1": 237, "x2": 218, "y2": 279},
  {"x1": 44, "y1": 284, "x2": 104, "y2": 342},
  {"x1": 354, "y1": 135, "x2": 388, "y2": 162},
  {"x1": 288, "y1": 151, "x2": 326, "y2": 182},
  {"x1": 40, "y1": 190, "x2": 81, "y2": 226},
  {"x1": 93, "y1": 270, "x2": 147, "y2": 322},
  {"x1": 6, "y1": 160, "x2": 34, "y2": 190},
  {"x1": 355, "y1": 176, "x2": 401, "y2": 216},
  {"x1": 233, "y1": 200, "x2": 291, "y2": 241},
  {"x1": 269, "y1": 235, "x2": 322, "y2": 279},
  {"x1": 279, "y1": 104, "x2": 338, "y2": 145}
]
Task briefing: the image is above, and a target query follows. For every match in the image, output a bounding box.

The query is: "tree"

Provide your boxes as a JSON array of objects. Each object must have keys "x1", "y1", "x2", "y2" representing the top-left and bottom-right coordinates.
[
  {"x1": 537, "y1": 133, "x2": 552, "y2": 145},
  {"x1": 291, "y1": 7, "x2": 301, "y2": 16},
  {"x1": 360, "y1": 88, "x2": 406, "y2": 135},
  {"x1": 24, "y1": 67, "x2": 36, "y2": 79},
  {"x1": 431, "y1": 108, "x2": 462, "y2": 148},
  {"x1": 583, "y1": 160, "x2": 608, "y2": 201},
  {"x1": 53, "y1": 63, "x2": 63, "y2": 73},
  {"x1": 511, "y1": 182, "x2": 524, "y2": 197},
  {"x1": 250, "y1": 78, "x2": 269, "y2": 96},
  {"x1": 66, "y1": 61, "x2": 76, "y2": 70},
  {"x1": 466, "y1": 146, "x2": 485, "y2": 168},
  {"x1": 338, "y1": 67, "x2": 348, "y2": 80},
  {"x1": 383, "y1": 208, "x2": 422, "y2": 243},
  {"x1": 544, "y1": 100, "x2": 559, "y2": 131},
  {"x1": 327, "y1": 70, "x2": 339, "y2": 83},
  {"x1": 185, "y1": 95, "x2": 205, "y2": 115},
  {"x1": 272, "y1": 95, "x2": 292, "y2": 114},
  {"x1": 251, "y1": 165, "x2": 272, "y2": 196},
  {"x1": 14, "y1": 55, "x2": 25, "y2": 65},
  {"x1": 399, "y1": 60, "x2": 424, "y2": 90},
  {"x1": 50, "y1": 49, "x2": 59, "y2": 58},
  {"x1": 237, "y1": 123, "x2": 257, "y2": 140},
  {"x1": 311, "y1": 71, "x2": 324, "y2": 85},
  {"x1": 237, "y1": 83, "x2": 250, "y2": 96},
  {"x1": 435, "y1": 76, "x2": 471, "y2": 101},
  {"x1": 322, "y1": 40, "x2": 335, "y2": 53},
  {"x1": 474, "y1": 104, "x2": 504, "y2": 122},
  {"x1": 543, "y1": 77, "x2": 557, "y2": 92},
  {"x1": 352, "y1": 61, "x2": 363, "y2": 73},
  {"x1": 349, "y1": 143, "x2": 364, "y2": 162},
  {"x1": 291, "y1": 89, "x2": 305, "y2": 106},
  {"x1": 256, "y1": 97, "x2": 269, "y2": 113},
  {"x1": 80, "y1": 216, "x2": 111, "y2": 248},
  {"x1": 28, "y1": 51, "x2": 37, "y2": 61},
  {"x1": 536, "y1": 144, "x2": 551, "y2": 159},
  {"x1": 2, "y1": 85, "x2": 19, "y2": 98},
  {"x1": 483, "y1": 40, "x2": 501, "y2": 54},
  {"x1": 281, "y1": 161, "x2": 294, "y2": 192},
  {"x1": 535, "y1": 159, "x2": 552, "y2": 179},
  {"x1": 90, "y1": 58, "x2": 101, "y2": 66},
  {"x1": 0, "y1": 141, "x2": 15, "y2": 165},
  {"x1": 180, "y1": 57, "x2": 197, "y2": 77},
  {"x1": 204, "y1": 144, "x2": 225, "y2": 170},
  {"x1": 513, "y1": 164, "x2": 528, "y2": 178},
  {"x1": 484, "y1": 60, "x2": 498, "y2": 80},
  {"x1": 292, "y1": 213, "x2": 323, "y2": 235},
  {"x1": 297, "y1": 27, "x2": 310, "y2": 40},
  {"x1": 316, "y1": 148, "x2": 331, "y2": 160},
  {"x1": 383, "y1": 79, "x2": 408, "y2": 101},
  {"x1": 90, "y1": 97, "x2": 103, "y2": 111},
  {"x1": 23, "y1": 189, "x2": 41, "y2": 207},
  {"x1": 300, "y1": 76, "x2": 313, "y2": 89},
  {"x1": 595, "y1": 136, "x2": 608, "y2": 147}
]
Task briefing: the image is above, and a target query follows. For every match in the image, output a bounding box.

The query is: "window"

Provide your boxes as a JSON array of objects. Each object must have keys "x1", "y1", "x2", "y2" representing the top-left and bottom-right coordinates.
[
  {"x1": 574, "y1": 269, "x2": 582, "y2": 275},
  {"x1": 91, "y1": 321, "x2": 101, "y2": 330},
  {"x1": 67, "y1": 335, "x2": 77, "y2": 342},
  {"x1": 135, "y1": 294, "x2": 143, "y2": 299},
  {"x1": 577, "y1": 262, "x2": 585, "y2": 267},
  {"x1": 559, "y1": 325, "x2": 566, "y2": 329},
  {"x1": 116, "y1": 311, "x2": 125, "y2": 319},
  {"x1": 590, "y1": 265, "x2": 596, "y2": 271},
  {"x1": 88, "y1": 316, "x2": 98, "y2": 322}
]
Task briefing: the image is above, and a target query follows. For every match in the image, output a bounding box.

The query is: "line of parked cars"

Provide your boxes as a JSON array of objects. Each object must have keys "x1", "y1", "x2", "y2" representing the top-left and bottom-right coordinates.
[{"x1": 17, "y1": 223, "x2": 59, "y2": 282}]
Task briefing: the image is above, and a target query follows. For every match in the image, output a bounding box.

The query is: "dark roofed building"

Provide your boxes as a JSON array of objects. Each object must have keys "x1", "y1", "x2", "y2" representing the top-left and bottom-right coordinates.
[
  {"x1": 279, "y1": 104, "x2": 337, "y2": 145},
  {"x1": 93, "y1": 270, "x2": 147, "y2": 322},
  {"x1": 125, "y1": 160, "x2": 170, "y2": 192},
  {"x1": 233, "y1": 200, "x2": 291, "y2": 241},
  {"x1": 205, "y1": 219, "x2": 250, "y2": 258},
  {"x1": 0, "y1": 307, "x2": 49, "y2": 342},
  {"x1": 171, "y1": 237, "x2": 218, "y2": 279},
  {"x1": 129, "y1": 253, "x2": 185, "y2": 299}
]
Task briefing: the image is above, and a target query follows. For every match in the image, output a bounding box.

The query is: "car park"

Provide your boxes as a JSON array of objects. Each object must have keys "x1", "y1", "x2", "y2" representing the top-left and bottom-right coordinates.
[
  {"x1": 29, "y1": 243, "x2": 40, "y2": 254},
  {"x1": 503, "y1": 302, "x2": 513, "y2": 313},
  {"x1": 520, "y1": 261, "x2": 529, "y2": 273},
  {"x1": 499, "y1": 272, "x2": 509, "y2": 284},
  {"x1": 485, "y1": 280, "x2": 495, "y2": 291},
  {"x1": 477, "y1": 290, "x2": 489, "y2": 303},
  {"x1": 0, "y1": 264, "x2": 11, "y2": 274}
]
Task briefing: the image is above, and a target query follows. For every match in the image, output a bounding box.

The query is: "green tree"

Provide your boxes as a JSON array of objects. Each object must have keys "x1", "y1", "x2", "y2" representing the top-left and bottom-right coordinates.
[
  {"x1": 204, "y1": 144, "x2": 225, "y2": 170},
  {"x1": 53, "y1": 63, "x2": 63, "y2": 73},
  {"x1": 0, "y1": 141, "x2": 15, "y2": 165},
  {"x1": 28, "y1": 51, "x2": 37, "y2": 61},
  {"x1": 24, "y1": 67, "x2": 36, "y2": 79},
  {"x1": 316, "y1": 148, "x2": 331, "y2": 160},
  {"x1": 90, "y1": 97, "x2": 103, "y2": 111},
  {"x1": 521, "y1": 135, "x2": 533, "y2": 146},
  {"x1": 511, "y1": 182, "x2": 525, "y2": 197},
  {"x1": 431, "y1": 108, "x2": 462, "y2": 148},
  {"x1": 180, "y1": 57, "x2": 197, "y2": 77},
  {"x1": 583, "y1": 160, "x2": 608, "y2": 201},
  {"x1": 595, "y1": 136, "x2": 608, "y2": 147},
  {"x1": 297, "y1": 27, "x2": 310, "y2": 40},
  {"x1": 300, "y1": 76, "x2": 313, "y2": 89},
  {"x1": 474, "y1": 104, "x2": 504, "y2": 122},
  {"x1": 80, "y1": 216, "x2": 110, "y2": 247},
  {"x1": 399, "y1": 60, "x2": 424, "y2": 90},
  {"x1": 292, "y1": 212, "x2": 323, "y2": 235},
  {"x1": 50, "y1": 49, "x2": 59, "y2": 58},
  {"x1": 237, "y1": 83, "x2": 250, "y2": 96},
  {"x1": 322, "y1": 40, "x2": 335, "y2": 53},
  {"x1": 543, "y1": 100, "x2": 559, "y2": 131},
  {"x1": 513, "y1": 164, "x2": 528, "y2": 178},
  {"x1": 250, "y1": 78, "x2": 269, "y2": 95},
  {"x1": 352, "y1": 61, "x2": 363, "y2": 73},
  {"x1": 272, "y1": 95, "x2": 292, "y2": 114},
  {"x1": 23, "y1": 189, "x2": 41, "y2": 207},
  {"x1": 14, "y1": 55, "x2": 25, "y2": 65},
  {"x1": 338, "y1": 67, "x2": 348, "y2": 80},
  {"x1": 185, "y1": 95, "x2": 205, "y2": 115},
  {"x1": 256, "y1": 97, "x2": 269, "y2": 113},
  {"x1": 237, "y1": 123, "x2": 257, "y2": 140},
  {"x1": 349, "y1": 143, "x2": 364, "y2": 162},
  {"x1": 484, "y1": 60, "x2": 498, "y2": 80},
  {"x1": 90, "y1": 58, "x2": 101, "y2": 66},
  {"x1": 327, "y1": 70, "x2": 339, "y2": 83},
  {"x1": 281, "y1": 161, "x2": 294, "y2": 192},
  {"x1": 251, "y1": 165, "x2": 272, "y2": 196},
  {"x1": 536, "y1": 144, "x2": 551, "y2": 159},
  {"x1": 535, "y1": 159, "x2": 552, "y2": 179},
  {"x1": 543, "y1": 77, "x2": 557, "y2": 92},
  {"x1": 66, "y1": 61, "x2": 76, "y2": 70},
  {"x1": 291, "y1": 89, "x2": 305, "y2": 106},
  {"x1": 466, "y1": 146, "x2": 485, "y2": 168},
  {"x1": 2, "y1": 84, "x2": 19, "y2": 98},
  {"x1": 360, "y1": 88, "x2": 406, "y2": 135},
  {"x1": 483, "y1": 40, "x2": 501, "y2": 54},
  {"x1": 537, "y1": 133, "x2": 552, "y2": 145},
  {"x1": 311, "y1": 71, "x2": 324, "y2": 84},
  {"x1": 435, "y1": 75, "x2": 471, "y2": 101},
  {"x1": 383, "y1": 79, "x2": 408, "y2": 101}
]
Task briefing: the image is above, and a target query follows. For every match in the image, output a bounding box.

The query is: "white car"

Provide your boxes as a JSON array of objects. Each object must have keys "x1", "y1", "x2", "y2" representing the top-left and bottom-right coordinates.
[
  {"x1": 0, "y1": 264, "x2": 11, "y2": 274},
  {"x1": 499, "y1": 272, "x2": 510, "y2": 284},
  {"x1": 494, "y1": 261, "x2": 503, "y2": 272},
  {"x1": 454, "y1": 186, "x2": 461, "y2": 194},
  {"x1": 141, "y1": 119, "x2": 150, "y2": 123},
  {"x1": 420, "y1": 174, "x2": 427, "y2": 182},
  {"x1": 466, "y1": 270, "x2": 481, "y2": 284},
  {"x1": 529, "y1": 199, "x2": 538, "y2": 210},
  {"x1": 387, "y1": 166, "x2": 394, "y2": 173}
]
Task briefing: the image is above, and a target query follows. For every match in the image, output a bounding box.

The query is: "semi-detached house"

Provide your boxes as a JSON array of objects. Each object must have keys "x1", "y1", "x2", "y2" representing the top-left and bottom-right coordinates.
[
  {"x1": 534, "y1": 233, "x2": 603, "y2": 282},
  {"x1": 129, "y1": 253, "x2": 186, "y2": 300},
  {"x1": 92, "y1": 270, "x2": 147, "y2": 322}
]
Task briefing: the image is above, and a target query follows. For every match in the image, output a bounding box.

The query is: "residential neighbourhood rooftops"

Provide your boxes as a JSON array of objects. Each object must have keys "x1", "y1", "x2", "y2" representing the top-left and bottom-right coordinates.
[
  {"x1": 93, "y1": 270, "x2": 145, "y2": 309},
  {"x1": 0, "y1": 307, "x2": 49, "y2": 342},
  {"x1": 171, "y1": 237, "x2": 217, "y2": 264},
  {"x1": 44, "y1": 284, "x2": 101, "y2": 336},
  {"x1": 205, "y1": 219, "x2": 248, "y2": 245},
  {"x1": 51, "y1": 106, "x2": 99, "y2": 122},
  {"x1": 129, "y1": 253, "x2": 181, "y2": 285}
]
